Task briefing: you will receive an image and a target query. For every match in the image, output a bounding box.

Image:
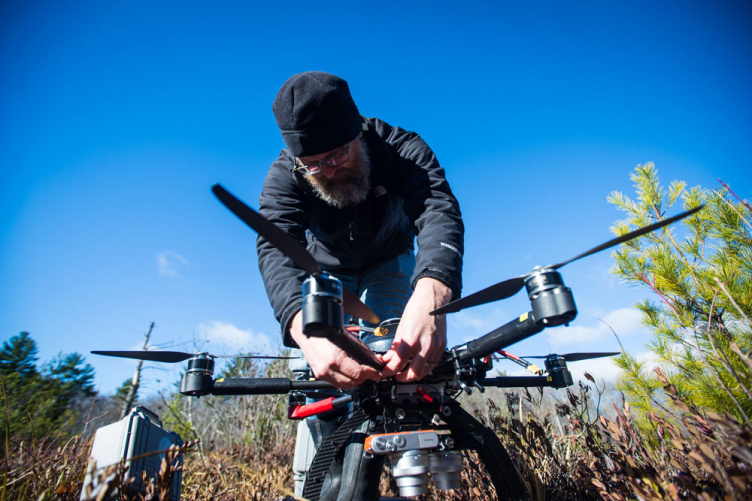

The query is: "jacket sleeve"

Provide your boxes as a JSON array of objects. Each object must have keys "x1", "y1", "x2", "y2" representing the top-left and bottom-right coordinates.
[
  {"x1": 257, "y1": 152, "x2": 310, "y2": 346},
  {"x1": 374, "y1": 119, "x2": 465, "y2": 299}
]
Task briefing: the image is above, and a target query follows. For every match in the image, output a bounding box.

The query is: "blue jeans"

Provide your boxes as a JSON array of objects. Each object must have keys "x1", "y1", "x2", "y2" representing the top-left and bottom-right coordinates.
[{"x1": 336, "y1": 249, "x2": 415, "y2": 327}]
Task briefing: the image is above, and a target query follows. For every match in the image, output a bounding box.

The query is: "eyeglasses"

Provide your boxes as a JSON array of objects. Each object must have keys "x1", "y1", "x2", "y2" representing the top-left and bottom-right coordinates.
[{"x1": 293, "y1": 144, "x2": 350, "y2": 175}]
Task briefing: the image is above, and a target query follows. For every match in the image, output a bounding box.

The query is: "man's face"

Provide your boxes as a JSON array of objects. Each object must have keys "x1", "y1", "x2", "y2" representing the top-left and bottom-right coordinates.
[{"x1": 296, "y1": 135, "x2": 371, "y2": 208}]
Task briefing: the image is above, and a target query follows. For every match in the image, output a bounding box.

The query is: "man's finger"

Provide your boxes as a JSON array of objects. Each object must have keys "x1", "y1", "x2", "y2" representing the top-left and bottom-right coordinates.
[
  {"x1": 410, "y1": 354, "x2": 429, "y2": 378},
  {"x1": 338, "y1": 357, "x2": 382, "y2": 385},
  {"x1": 393, "y1": 353, "x2": 432, "y2": 383},
  {"x1": 382, "y1": 341, "x2": 412, "y2": 377}
]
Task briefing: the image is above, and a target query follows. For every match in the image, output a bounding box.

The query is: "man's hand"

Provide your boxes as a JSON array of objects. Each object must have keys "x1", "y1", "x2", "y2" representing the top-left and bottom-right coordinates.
[
  {"x1": 380, "y1": 277, "x2": 452, "y2": 382},
  {"x1": 290, "y1": 310, "x2": 382, "y2": 389}
]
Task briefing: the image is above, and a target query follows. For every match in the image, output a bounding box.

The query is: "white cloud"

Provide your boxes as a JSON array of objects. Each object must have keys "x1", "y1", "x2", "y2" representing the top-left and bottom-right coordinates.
[
  {"x1": 568, "y1": 356, "x2": 623, "y2": 383},
  {"x1": 546, "y1": 307, "x2": 643, "y2": 349},
  {"x1": 569, "y1": 350, "x2": 664, "y2": 385},
  {"x1": 156, "y1": 251, "x2": 191, "y2": 279},
  {"x1": 195, "y1": 321, "x2": 275, "y2": 354},
  {"x1": 447, "y1": 307, "x2": 513, "y2": 342},
  {"x1": 601, "y1": 308, "x2": 644, "y2": 336}
]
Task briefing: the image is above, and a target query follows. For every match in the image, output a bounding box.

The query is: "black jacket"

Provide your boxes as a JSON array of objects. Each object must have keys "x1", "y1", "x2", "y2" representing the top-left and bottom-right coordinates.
[{"x1": 257, "y1": 117, "x2": 464, "y2": 346}]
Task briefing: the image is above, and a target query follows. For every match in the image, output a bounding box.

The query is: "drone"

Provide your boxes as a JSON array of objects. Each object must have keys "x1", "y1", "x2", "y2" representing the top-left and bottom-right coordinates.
[{"x1": 93, "y1": 184, "x2": 702, "y2": 500}]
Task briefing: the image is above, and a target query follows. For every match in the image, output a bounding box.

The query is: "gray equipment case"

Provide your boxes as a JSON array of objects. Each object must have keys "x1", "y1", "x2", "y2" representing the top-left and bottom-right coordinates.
[{"x1": 80, "y1": 406, "x2": 184, "y2": 500}]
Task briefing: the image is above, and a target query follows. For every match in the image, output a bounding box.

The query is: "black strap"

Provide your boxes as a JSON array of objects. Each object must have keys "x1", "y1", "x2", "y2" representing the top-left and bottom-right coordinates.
[
  {"x1": 446, "y1": 404, "x2": 531, "y2": 500},
  {"x1": 302, "y1": 407, "x2": 369, "y2": 501}
]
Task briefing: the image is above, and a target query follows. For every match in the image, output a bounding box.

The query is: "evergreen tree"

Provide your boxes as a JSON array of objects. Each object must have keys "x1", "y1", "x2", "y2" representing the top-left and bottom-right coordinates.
[
  {"x1": 0, "y1": 332, "x2": 98, "y2": 441},
  {"x1": 608, "y1": 163, "x2": 752, "y2": 422},
  {"x1": 43, "y1": 352, "x2": 96, "y2": 399},
  {"x1": 0, "y1": 331, "x2": 39, "y2": 378},
  {"x1": 114, "y1": 378, "x2": 136, "y2": 406}
]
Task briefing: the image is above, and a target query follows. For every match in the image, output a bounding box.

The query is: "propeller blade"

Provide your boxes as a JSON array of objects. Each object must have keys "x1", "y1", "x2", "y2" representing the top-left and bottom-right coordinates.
[
  {"x1": 92, "y1": 350, "x2": 301, "y2": 363},
  {"x1": 342, "y1": 288, "x2": 381, "y2": 324},
  {"x1": 431, "y1": 276, "x2": 526, "y2": 316},
  {"x1": 432, "y1": 205, "x2": 704, "y2": 316},
  {"x1": 212, "y1": 183, "x2": 321, "y2": 276},
  {"x1": 550, "y1": 205, "x2": 704, "y2": 270},
  {"x1": 214, "y1": 354, "x2": 300, "y2": 360},
  {"x1": 91, "y1": 350, "x2": 194, "y2": 363},
  {"x1": 522, "y1": 351, "x2": 620, "y2": 362},
  {"x1": 212, "y1": 183, "x2": 380, "y2": 324},
  {"x1": 561, "y1": 351, "x2": 620, "y2": 362}
]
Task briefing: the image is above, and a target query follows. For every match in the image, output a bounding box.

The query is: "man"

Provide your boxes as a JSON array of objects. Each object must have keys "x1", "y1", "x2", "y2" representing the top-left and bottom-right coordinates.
[{"x1": 257, "y1": 71, "x2": 464, "y2": 498}]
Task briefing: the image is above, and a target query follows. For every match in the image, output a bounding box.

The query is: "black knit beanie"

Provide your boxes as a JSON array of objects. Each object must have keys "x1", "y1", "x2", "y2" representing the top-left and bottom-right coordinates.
[{"x1": 272, "y1": 71, "x2": 362, "y2": 157}]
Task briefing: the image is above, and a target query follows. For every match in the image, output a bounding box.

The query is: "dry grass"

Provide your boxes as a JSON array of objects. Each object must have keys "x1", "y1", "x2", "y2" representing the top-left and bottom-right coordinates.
[
  {"x1": 4, "y1": 375, "x2": 751, "y2": 500},
  {"x1": 1, "y1": 435, "x2": 91, "y2": 500},
  {"x1": 179, "y1": 442, "x2": 295, "y2": 500},
  {"x1": 476, "y1": 371, "x2": 752, "y2": 500}
]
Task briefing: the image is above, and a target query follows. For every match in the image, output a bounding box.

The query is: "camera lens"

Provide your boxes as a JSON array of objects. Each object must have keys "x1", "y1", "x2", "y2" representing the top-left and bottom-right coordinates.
[
  {"x1": 390, "y1": 449, "x2": 430, "y2": 497},
  {"x1": 429, "y1": 450, "x2": 463, "y2": 490}
]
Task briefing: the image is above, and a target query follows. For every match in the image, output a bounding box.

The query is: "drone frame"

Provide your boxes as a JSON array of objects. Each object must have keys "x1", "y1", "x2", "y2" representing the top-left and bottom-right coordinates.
[{"x1": 92, "y1": 185, "x2": 703, "y2": 500}]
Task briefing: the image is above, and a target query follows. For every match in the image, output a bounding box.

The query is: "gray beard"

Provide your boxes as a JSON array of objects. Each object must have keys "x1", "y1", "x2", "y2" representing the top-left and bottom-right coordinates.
[
  {"x1": 310, "y1": 174, "x2": 371, "y2": 208},
  {"x1": 306, "y1": 142, "x2": 371, "y2": 209}
]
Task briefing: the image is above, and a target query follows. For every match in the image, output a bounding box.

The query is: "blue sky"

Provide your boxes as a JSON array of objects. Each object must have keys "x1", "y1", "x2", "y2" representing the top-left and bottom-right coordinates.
[{"x1": 2, "y1": 1, "x2": 750, "y2": 395}]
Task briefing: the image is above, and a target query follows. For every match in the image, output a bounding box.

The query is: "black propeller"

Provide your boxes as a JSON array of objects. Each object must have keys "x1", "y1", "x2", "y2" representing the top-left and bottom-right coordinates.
[
  {"x1": 547, "y1": 205, "x2": 704, "y2": 270},
  {"x1": 211, "y1": 183, "x2": 380, "y2": 325},
  {"x1": 431, "y1": 205, "x2": 704, "y2": 315},
  {"x1": 91, "y1": 350, "x2": 297, "y2": 363},
  {"x1": 522, "y1": 351, "x2": 620, "y2": 362}
]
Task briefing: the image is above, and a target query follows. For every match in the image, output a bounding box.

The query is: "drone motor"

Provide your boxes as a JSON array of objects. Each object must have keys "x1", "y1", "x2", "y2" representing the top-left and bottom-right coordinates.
[
  {"x1": 525, "y1": 268, "x2": 577, "y2": 327},
  {"x1": 544, "y1": 355, "x2": 574, "y2": 388},
  {"x1": 301, "y1": 272, "x2": 344, "y2": 336},
  {"x1": 180, "y1": 354, "x2": 215, "y2": 397}
]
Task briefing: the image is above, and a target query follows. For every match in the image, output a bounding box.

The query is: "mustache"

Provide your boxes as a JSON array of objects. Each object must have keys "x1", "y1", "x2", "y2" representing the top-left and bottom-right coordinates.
[{"x1": 305, "y1": 142, "x2": 371, "y2": 208}]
